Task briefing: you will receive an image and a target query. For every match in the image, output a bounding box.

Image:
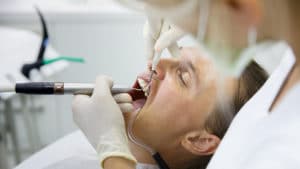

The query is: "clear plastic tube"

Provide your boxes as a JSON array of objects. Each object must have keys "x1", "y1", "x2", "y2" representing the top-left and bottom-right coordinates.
[
  {"x1": 127, "y1": 108, "x2": 156, "y2": 154},
  {"x1": 127, "y1": 73, "x2": 163, "y2": 154}
]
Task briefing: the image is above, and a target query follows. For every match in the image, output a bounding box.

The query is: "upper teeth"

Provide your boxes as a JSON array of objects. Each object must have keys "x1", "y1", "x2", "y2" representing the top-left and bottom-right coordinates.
[
  {"x1": 137, "y1": 78, "x2": 149, "y2": 96},
  {"x1": 138, "y1": 78, "x2": 148, "y2": 91}
]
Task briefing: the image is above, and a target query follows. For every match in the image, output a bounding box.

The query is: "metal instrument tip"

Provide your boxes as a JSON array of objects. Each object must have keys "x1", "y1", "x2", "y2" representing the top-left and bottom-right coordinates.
[
  {"x1": 149, "y1": 71, "x2": 154, "y2": 82},
  {"x1": 133, "y1": 88, "x2": 143, "y2": 91}
]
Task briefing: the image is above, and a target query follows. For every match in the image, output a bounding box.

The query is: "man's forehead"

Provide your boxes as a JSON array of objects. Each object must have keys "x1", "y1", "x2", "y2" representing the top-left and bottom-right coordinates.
[{"x1": 180, "y1": 48, "x2": 212, "y2": 68}]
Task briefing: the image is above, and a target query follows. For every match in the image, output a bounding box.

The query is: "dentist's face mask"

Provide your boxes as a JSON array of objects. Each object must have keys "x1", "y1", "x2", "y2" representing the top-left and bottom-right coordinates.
[{"x1": 196, "y1": 0, "x2": 258, "y2": 77}]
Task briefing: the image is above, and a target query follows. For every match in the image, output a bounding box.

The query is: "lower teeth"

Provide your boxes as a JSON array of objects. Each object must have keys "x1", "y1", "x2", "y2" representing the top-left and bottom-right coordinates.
[{"x1": 144, "y1": 85, "x2": 150, "y2": 97}]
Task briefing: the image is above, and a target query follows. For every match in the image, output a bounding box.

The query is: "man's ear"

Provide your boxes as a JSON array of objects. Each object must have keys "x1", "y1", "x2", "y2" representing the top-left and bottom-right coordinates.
[{"x1": 181, "y1": 130, "x2": 220, "y2": 156}]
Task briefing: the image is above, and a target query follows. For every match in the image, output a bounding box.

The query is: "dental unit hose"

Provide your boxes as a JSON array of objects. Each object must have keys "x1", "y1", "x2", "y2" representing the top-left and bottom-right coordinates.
[{"x1": 0, "y1": 82, "x2": 141, "y2": 95}]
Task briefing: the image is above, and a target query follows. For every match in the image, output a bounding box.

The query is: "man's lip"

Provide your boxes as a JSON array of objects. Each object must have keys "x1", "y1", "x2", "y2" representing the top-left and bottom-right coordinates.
[
  {"x1": 137, "y1": 71, "x2": 151, "y2": 84},
  {"x1": 129, "y1": 71, "x2": 154, "y2": 102},
  {"x1": 128, "y1": 80, "x2": 145, "y2": 101}
]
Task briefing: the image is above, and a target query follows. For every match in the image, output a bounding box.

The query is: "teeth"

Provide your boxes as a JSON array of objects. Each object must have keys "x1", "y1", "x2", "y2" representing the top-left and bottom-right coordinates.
[
  {"x1": 144, "y1": 85, "x2": 150, "y2": 97},
  {"x1": 137, "y1": 78, "x2": 147, "y2": 91},
  {"x1": 137, "y1": 78, "x2": 149, "y2": 97}
]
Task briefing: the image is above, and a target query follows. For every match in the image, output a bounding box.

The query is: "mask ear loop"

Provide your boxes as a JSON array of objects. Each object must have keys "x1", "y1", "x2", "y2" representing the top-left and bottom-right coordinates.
[{"x1": 248, "y1": 26, "x2": 257, "y2": 47}]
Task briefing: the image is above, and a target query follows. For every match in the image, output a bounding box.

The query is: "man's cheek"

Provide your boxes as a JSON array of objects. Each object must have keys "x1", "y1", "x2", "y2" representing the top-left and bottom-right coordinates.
[
  {"x1": 153, "y1": 85, "x2": 178, "y2": 108},
  {"x1": 153, "y1": 92, "x2": 188, "y2": 118},
  {"x1": 156, "y1": 78, "x2": 178, "y2": 97}
]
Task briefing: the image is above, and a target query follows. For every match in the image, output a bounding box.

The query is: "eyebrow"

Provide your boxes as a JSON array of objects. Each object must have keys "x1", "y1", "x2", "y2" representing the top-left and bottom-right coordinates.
[{"x1": 187, "y1": 61, "x2": 196, "y2": 74}]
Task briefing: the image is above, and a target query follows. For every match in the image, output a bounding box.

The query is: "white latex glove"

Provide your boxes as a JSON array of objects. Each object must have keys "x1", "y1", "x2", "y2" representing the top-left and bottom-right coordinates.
[
  {"x1": 144, "y1": 13, "x2": 185, "y2": 60},
  {"x1": 113, "y1": 93, "x2": 134, "y2": 113},
  {"x1": 72, "y1": 75, "x2": 137, "y2": 167},
  {"x1": 116, "y1": 0, "x2": 195, "y2": 60}
]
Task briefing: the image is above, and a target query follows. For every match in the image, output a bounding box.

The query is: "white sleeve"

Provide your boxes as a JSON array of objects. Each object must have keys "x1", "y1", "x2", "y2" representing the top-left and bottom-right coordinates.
[{"x1": 207, "y1": 84, "x2": 300, "y2": 169}]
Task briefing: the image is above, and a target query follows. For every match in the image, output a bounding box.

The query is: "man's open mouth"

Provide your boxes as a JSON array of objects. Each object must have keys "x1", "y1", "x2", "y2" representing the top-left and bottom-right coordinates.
[{"x1": 128, "y1": 77, "x2": 151, "y2": 111}]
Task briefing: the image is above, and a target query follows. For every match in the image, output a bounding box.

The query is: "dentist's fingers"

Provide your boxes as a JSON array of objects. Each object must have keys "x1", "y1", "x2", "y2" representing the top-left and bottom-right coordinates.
[
  {"x1": 72, "y1": 94, "x2": 91, "y2": 125},
  {"x1": 168, "y1": 43, "x2": 181, "y2": 58},
  {"x1": 92, "y1": 75, "x2": 114, "y2": 99},
  {"x1": 113, "y1": 93, "x2": 133, "y2": 103},
  {"x1": 154, "y1": 26, "x2": 185, "y2": 53},
  {"x1": 118, "y1": 103, "x2": 134, "y2": 113},
  {"x1": 143, "y1": 15, "x2": 164, "y2": 60},
  {"x1": 144, "y1": 21, "x2": 157, "y2": 60},
  {"x1": 72, "y1": 94, "x2": 90, "y2": 114},
  {"x1": 114, "y1": 93, "x2": 134, "y2": 113},
  {"x1": 147, "y1": 15, "x2": 164, "y2": 38}
]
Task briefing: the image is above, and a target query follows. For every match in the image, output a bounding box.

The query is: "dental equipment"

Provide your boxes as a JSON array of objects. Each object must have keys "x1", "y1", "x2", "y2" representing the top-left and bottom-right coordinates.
[
  {"x1": 149, "y1": 23, "x2": 181, "y2": 84},
  {"x1": 21, "y1": 7, "x2": 48, "y2": 78},
  {"x1": 20, "y1": 7, "x2": 84, "y2": 79},
  {"x1": 0, "y1": 82, "x2": 142, "y2": 95}
]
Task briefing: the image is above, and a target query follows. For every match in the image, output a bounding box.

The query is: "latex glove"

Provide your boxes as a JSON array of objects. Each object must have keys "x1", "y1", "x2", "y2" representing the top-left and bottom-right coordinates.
[
  {"x1": 143, "y1": 0, "x2": 200, "y2": 36},
  {"x1": 144, "y1": 13, "x2": 184, "y2": 60},
  {"x1": 72, "y1": 75, "x2": 137, "y2": 167},
  {"x1": 113, "y1": 93, "x2": 134, "y2": 113}
]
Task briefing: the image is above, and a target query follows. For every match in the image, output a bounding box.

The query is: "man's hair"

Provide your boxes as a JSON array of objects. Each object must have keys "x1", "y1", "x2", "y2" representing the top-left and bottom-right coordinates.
[
  {"x1": 206, "y1": 61, "x2": 268, "y2": 139},
  {"x1": 187, "y1": 61, "x2": 268, "y2": 169}
]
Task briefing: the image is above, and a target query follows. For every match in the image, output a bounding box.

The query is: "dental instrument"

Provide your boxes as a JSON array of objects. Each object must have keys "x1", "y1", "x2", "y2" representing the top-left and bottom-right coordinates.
[
  {"x1": 149, "y1": 23, "x2": 181, "y2": 85},
  {"x1": 149, "y1": 20, "x2": 167, "y2": 83},
  {"x1": 0, "y1": 82, "x2": 142, "y2": 95},
  {"x1": 149, "y1": 52, "x2": 160, "y2": 83}
]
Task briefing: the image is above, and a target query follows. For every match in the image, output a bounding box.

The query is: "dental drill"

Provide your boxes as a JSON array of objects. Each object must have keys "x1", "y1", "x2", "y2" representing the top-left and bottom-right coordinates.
[{"x1": 0, "y1": 82, "x2": 141, "y2": 95}]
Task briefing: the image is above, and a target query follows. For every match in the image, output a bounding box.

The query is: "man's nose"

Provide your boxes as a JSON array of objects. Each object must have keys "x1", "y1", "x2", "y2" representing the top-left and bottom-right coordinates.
[{"x1": 148, "y1": 58, "x2": 178, "y2": 80}]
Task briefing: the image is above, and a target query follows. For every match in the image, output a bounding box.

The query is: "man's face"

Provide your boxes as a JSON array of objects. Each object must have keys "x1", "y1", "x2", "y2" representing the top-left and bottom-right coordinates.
[{"x1": 130, "y1": 48, "x2": 237, "y2": 151}]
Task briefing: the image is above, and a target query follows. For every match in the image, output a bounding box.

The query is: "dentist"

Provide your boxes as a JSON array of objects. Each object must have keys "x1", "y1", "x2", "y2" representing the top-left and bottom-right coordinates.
[{"x1": 72, "y1": 0, "x2": 300, "y2": 168}]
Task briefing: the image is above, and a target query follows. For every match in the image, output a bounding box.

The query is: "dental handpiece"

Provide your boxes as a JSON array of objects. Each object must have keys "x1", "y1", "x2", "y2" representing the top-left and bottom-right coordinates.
[{"x1": 0, "y1": 82, "x2": 141, "y2": 95}]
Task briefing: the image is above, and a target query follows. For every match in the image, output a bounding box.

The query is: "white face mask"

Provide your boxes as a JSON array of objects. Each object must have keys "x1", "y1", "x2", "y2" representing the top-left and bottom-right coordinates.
[{"x1": 197, "y1": 0, "x2": 257, "y2": 77}]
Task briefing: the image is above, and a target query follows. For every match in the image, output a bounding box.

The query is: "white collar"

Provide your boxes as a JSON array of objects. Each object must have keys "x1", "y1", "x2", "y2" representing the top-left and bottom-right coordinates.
[
  {"x1": 217, "y1": 41, "x2": 297, "y2": 137},
  {"x1": 251, "y1": 42, "x2": 296, "y2": 112}
]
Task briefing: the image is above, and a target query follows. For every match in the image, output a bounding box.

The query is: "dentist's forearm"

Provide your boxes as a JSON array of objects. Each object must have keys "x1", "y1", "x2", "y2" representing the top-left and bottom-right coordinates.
[{"x1": 104, "y1": 157, "x2": 136, "y2": 169}]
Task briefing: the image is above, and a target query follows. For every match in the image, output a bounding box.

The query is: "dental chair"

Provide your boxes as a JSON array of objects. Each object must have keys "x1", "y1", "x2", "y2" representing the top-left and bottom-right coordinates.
[
  {"x1": 0, "y1": 26, "x2": 68, "y2": 169},
  {"x1": 14, "y1": 130, "x2": 100, "y2": 169}
]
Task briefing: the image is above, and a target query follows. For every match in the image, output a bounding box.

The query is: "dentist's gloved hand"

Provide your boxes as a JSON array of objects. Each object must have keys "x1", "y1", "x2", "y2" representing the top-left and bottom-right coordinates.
[
  {"x1": 144, "y1": 14, "x2": 184, "y2": 60},
  {"x1": 113, "y1": 93, "x2": 134, "y2": 113},
  {"x1": 72, "y1": 75, "x2": 137, "y2": 168}
]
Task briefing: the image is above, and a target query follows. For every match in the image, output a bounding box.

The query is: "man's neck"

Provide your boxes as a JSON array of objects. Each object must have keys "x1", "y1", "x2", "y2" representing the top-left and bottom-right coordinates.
[{"x1": 129, "y1": 140, "x2": 193, "y2": 169}]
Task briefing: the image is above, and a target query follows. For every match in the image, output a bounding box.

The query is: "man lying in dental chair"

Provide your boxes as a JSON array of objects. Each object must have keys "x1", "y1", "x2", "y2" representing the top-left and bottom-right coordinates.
[{"x1": 15, "y1": 47, "x2": 267, "y2": 169}]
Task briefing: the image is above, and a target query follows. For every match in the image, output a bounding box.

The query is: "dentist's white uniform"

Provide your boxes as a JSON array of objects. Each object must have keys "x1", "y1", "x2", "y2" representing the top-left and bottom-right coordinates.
[{"x1": 207, "y1": 42, "x2": 300, "y2": 168}]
